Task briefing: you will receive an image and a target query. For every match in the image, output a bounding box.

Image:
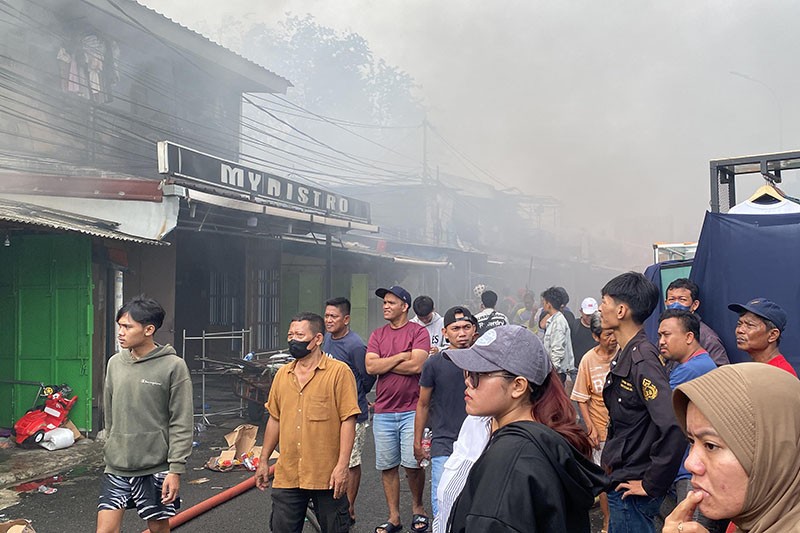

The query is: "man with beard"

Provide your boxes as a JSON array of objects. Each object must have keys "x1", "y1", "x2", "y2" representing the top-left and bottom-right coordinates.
[
  {"x1": 366, "y1": 286, "x2": 431, "y2": 533},
  {"x1": 414, "y1": 306, "x2": 479, "y2": 523}
]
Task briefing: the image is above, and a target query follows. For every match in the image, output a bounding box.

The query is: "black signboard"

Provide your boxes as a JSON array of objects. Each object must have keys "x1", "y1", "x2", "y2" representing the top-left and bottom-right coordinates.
[{"x1": 157, "y1": 141, "x2": 370, "y2": 223}]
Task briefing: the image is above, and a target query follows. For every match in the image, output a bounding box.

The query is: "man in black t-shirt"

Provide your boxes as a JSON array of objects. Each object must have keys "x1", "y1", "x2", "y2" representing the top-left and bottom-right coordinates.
[
  {"x1": 413, "y1": 306, "x2": 478, "y2": 523},
  {"x1": 572, "y1": 297, "x2": 600, "y2": 368}
]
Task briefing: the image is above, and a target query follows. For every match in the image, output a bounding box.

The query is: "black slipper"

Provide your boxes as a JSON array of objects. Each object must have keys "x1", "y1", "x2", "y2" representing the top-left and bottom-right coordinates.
[
  {"x1": 375, "y1": 521, "x2": 402, "y2": 533},
  {"x1": 412, "y1": 513, "x2": 430, "y2": 532}
]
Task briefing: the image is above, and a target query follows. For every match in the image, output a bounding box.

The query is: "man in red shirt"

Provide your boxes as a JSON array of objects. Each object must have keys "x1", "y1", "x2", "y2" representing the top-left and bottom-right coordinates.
[{"x1": 728, "y1": 298, "x2": 797, "y2": 377}]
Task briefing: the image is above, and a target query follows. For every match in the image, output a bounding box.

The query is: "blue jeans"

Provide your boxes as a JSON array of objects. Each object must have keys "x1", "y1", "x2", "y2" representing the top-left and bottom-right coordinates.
[
  {"x1": 607, "y1": 490, "x2": 663, "y2": 533},
  {"x1": 373, "y1": 411, "x2": 417, "y2": 470},
  {"x1": 430, "y1": 455, "x2": 447, "y2": 517}
]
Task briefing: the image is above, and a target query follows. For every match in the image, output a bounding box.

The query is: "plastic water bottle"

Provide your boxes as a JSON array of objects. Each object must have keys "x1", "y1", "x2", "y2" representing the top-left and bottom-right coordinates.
[{"x1": 419, "y1": 428, "x2": 433, "y2": 467}]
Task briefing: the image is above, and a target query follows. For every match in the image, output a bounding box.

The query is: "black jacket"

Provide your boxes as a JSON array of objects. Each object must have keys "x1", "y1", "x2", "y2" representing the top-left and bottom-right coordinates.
[
  {"x1": 601, "y1": 329, "x2": 685, "y2": 497},
  {"x1": 447, "y1": 421, "x2": 608, "y2": 533}
]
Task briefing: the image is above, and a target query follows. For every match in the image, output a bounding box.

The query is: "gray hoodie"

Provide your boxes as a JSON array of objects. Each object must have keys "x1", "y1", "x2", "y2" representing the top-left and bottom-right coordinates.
[{"x1": 103, "y1": 344, "x2": 193, "y2": 476}]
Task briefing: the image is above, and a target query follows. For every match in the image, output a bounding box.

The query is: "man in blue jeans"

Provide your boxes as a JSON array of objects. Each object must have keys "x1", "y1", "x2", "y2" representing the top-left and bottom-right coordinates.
[
  {"x1": 413, "y1": 306, "x2": 477, "y2": 521},
  {"x1": 366, "y1": 286, "x2": 431, "y2": 533},
  {"x1": 599, "y1": 273, "x2": 685, "y2": 533}
]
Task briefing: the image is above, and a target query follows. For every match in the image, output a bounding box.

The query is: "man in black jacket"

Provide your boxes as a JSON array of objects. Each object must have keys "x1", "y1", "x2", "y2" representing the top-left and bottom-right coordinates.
[{"x1": 599, "y1": 272, "x2": 685, "y2": 533}]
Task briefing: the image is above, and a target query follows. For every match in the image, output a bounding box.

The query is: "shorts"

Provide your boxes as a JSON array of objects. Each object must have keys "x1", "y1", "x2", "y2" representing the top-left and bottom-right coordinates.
[
  {"x1": 373, "y1": 411, "x2": 417, "y2": 470},
  {"x1": 592, "y1": 441, "x2": 606, "y2": 467},
  {"x1": 349, "y1": 421, "x2": 368, "y2": 468},
  {"x1": 98, "y1": 472, "x2": 179, "y2": 521}
]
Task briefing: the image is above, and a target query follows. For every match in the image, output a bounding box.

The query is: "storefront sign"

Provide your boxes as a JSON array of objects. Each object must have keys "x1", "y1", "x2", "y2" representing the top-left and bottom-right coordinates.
[{"x1": 157, "y1": 141, "x2": 370, "y2": 223}]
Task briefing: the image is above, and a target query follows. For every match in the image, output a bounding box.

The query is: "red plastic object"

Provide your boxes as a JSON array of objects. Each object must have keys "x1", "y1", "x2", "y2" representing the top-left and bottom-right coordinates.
[
  {"x1": 142, "y1": 465, "x2": 275, "y2": 532},
  {"x1": 13, "y1": 391, "x2": 78, "y2": 445}
]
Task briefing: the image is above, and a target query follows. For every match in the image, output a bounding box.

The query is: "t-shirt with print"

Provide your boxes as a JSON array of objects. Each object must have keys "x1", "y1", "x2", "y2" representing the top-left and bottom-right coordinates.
[
  {"x1": 367, "y1": 321, "x2": 430, "y2": 414},
  {"x1": 410, "y1": 312, "x2": 448, "y2": 350},
  {"x1": 419, "y1": 353, "x2": 467, "y2": 457},
  {"x1": 570, "y1": 346, "x2": 613, "y2": 441}
]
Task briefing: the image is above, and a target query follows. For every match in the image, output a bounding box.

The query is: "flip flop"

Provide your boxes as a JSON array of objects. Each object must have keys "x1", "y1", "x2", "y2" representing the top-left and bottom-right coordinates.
[
  {"x1": 375, "y1": 521, "x2": 402, "y2": 533},
  {"x1": 412, "y1": 513, "x2": 430, "y2": 532}
]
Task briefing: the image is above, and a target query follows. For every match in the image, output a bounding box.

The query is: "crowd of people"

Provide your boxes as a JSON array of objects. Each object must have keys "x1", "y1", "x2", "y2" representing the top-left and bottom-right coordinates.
[{"x1": 97, "y1": 272, "x2": 800, "y2": 532}]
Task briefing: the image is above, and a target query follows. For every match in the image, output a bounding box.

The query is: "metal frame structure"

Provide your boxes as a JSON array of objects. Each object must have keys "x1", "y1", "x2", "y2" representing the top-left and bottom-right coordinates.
[
  {"x1": 182, "y1": 328, "x2": 252, "y2": 425},
  {"x1": 710, "y1": 150, "x2": 800, "y2": 212}
]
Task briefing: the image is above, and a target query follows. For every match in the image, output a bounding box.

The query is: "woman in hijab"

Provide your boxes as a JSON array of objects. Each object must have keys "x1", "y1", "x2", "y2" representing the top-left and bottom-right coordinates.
[
  {"x1": 444, "y1": 325, "x2": 608, "y2": 532},
  {"x1": 663, "y1": 362, "x2": 800, "y2": 533}
]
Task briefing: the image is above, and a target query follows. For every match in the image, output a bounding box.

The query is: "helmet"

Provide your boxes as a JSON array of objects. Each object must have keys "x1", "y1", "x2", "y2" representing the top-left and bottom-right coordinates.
[{"x1": 473, "y1": 284, "x2": 486, "y2": 297}]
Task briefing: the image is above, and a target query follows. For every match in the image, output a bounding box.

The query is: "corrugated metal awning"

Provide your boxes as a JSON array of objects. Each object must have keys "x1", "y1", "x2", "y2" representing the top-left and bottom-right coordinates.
[{"x1": 0, "y1": 198, "x2": 166, "y2": 245}]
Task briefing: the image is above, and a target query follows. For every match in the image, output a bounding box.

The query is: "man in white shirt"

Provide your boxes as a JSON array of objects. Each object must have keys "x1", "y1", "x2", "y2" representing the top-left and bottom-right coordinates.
[{"x1": 410, "y1": 295, "x2": 448, "y2": 354}]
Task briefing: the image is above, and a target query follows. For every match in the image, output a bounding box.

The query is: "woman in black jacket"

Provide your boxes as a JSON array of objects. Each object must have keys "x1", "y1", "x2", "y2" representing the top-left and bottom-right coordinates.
[{"x1": 445, "y1": 325, "x2": 608, "y2": 532}]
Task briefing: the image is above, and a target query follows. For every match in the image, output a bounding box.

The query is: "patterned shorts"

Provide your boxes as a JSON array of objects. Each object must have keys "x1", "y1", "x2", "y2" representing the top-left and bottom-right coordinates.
[
  {"x1": 98, "y1": 471, "x2": 180, "y2": 521},
  {"x1": 349, "y1": 421, "x2": 368, "y2": 468}
]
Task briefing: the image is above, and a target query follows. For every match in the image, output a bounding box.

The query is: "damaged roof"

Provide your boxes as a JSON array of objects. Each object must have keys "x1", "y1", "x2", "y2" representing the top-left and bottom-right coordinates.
[{"x1": 0, "y1": 198, "x2": 166, "y2": 245}]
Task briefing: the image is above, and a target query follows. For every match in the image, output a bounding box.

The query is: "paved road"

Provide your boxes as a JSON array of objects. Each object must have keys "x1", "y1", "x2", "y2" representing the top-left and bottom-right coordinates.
[{"x1": 1, "y1": 375, "x2": 605, "y2": 532}]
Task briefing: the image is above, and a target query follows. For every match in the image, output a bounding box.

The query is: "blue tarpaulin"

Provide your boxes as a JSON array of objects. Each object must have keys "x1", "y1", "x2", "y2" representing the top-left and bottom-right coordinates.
[{"x1": 690, "y1": 211, "x2": 800, "y2": 372}]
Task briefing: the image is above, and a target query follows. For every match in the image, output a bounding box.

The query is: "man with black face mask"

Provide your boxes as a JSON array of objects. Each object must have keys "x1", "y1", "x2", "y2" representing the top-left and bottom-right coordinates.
[{"x1": 255, "y1": 312, "x2": 360, "y2": 533}]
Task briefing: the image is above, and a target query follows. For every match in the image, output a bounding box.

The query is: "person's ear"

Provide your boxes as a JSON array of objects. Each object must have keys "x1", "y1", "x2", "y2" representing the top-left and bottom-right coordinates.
[
  {"x1": 690, "y1": 300, "x2": 700, "y2": 313},
  {"x1": 768, "y1": 328, "x2": 781, "y2": 344},
  {"x1": 144, "y1": 325, "x2": 155, "y2": 337},
  {"x1": 510, "y1": 377, "x2": 529, "y2": 399},
  {"x1": 343, "y1": 315, "x2": 351, "y2": 326}
]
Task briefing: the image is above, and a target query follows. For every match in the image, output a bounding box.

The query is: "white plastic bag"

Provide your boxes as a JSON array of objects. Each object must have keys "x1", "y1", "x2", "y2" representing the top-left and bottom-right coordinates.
[{"x1": 38, "y1": 427, "x2": 74, "y2": 451}]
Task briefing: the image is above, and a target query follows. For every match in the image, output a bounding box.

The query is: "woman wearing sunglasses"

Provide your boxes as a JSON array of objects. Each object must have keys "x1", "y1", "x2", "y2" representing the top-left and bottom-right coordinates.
[{"x1": 445, "y1": 325, "x2": 608, "y2": 532}]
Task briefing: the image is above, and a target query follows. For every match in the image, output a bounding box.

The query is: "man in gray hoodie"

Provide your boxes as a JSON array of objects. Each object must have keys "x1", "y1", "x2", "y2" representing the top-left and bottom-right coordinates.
[{"x1": 96, "y1": 297, "x2": 193, "y2": 533}]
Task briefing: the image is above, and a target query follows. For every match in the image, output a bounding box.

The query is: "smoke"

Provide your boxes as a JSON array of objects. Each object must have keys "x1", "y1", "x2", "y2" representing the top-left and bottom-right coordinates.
[{"x1": 142, "y1": 0, "x2": 800, "y2": 257}]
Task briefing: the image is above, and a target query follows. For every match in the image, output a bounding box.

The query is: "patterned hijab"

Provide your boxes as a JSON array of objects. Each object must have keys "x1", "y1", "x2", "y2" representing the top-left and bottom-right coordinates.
[{"x1": 673, "y1": 362, "x2": 800, "y2": 533}]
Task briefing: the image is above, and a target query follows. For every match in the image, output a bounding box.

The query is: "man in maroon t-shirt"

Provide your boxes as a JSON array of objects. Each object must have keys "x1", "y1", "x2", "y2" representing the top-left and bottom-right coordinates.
[
  {"x1": 366, "y1": 285, "x2": 431, "y2": 533},
  {"x1": 729, "y1": 298, "x2": 797, "y2": 377}
]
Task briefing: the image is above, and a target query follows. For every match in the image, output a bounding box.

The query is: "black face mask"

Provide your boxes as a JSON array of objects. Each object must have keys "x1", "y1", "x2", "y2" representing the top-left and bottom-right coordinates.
[{"x1": 288, "y1": 339, "x2": 314, "y2": 359}]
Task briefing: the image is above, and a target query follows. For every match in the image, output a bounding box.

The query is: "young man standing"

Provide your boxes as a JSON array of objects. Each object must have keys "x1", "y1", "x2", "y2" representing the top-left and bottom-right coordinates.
[
  {"x1": 410, "y1": 295, "x2": 448, "y2": 354},
  {"x1": 366, "y1": 286, "x2": 430, "y2": 533},
  {"x1": 474, "y1": 290, "x2": 508, "y2": 335},
  {"x1": 656, "y1": 308, "x2": 727, "y2": 533},
  {"x1": 599, "y1": 272, "x2": 685, "y2": 533},
  {"x1": 541, "y1": 286, "x2": 575, "y2": 385},
  {"x1": 97, "y1": 297, "x2": 193, "y2": 533},
  {"x1": 413, "y1": 306, "x2": 477, "y2": 521},
  {"x1": 322, "y1": 297, "x2": 377, "y2": 526},
  {"x1": 255, "y1": 312, "x2": 360, "y2": 532}
]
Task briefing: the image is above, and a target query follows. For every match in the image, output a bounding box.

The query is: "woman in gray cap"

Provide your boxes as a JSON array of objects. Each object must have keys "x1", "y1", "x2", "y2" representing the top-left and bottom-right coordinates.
[{"x1": 444, "y1": 325, "x2": 608, "y2": 532}]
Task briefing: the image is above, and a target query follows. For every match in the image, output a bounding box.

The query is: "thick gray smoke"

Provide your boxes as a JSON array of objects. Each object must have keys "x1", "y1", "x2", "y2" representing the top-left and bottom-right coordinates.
[{"x1": 142, "y1": 0, "x2": 800, "y2": 266}]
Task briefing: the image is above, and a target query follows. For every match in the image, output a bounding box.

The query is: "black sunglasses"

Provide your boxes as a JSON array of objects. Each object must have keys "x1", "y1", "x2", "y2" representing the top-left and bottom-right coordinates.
[{"x1": 463, "y1": 369, "x2": 516, "y2": 389}]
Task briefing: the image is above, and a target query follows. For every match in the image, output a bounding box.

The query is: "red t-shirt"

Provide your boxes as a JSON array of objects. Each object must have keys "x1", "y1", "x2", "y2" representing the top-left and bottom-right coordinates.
[
  {"x1": 367, "y1": 321, "x2": 430, "y2": 414},
  {"x1": 767, "y1": 354, "x2": 798, "y2": 377}
]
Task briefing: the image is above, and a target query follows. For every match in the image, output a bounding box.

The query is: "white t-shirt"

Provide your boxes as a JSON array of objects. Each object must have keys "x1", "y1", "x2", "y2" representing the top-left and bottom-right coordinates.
[
  {"x1": 410, "y1": 312, "x2": 447, "y2": 349},
  {"x1": 729, "y1": 198, "x2": 800, "y2": 214}
]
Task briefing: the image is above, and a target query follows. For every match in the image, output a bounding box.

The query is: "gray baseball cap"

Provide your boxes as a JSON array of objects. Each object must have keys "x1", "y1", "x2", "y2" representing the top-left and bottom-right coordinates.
[{"x1": 444, "y1": 324, "x2": 553, "y2": 386}]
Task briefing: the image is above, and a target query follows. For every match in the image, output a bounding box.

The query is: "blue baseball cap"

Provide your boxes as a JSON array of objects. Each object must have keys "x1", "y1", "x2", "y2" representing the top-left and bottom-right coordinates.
[
  {"x1": 375, "y1": 285, "x2": 412, "y2": 308},
  {"x1": 728, "y1": 298, "x2": 787, "y2": 332}
]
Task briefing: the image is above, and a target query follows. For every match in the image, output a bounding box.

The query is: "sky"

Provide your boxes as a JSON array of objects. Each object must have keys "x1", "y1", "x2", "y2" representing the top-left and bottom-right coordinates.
[{"x1": 141, "y1": 0, "x2": 800, "y2": 256}]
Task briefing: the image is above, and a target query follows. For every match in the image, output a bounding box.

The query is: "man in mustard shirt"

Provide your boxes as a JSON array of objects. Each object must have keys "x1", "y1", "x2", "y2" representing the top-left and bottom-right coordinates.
[{"x1": 255, "y1": 312, "x2": 360, "y2": 533}]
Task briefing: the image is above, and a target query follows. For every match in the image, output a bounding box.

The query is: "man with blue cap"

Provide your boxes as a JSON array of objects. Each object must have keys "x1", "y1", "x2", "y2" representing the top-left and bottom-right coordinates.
[{"x1": 729, "y1": 297, "x2": 797, "y2": 377}]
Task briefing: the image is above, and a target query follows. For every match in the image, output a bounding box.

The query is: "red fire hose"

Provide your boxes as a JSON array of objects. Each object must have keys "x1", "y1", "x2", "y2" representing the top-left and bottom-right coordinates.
[{"x1": 142, "y1": 465, "x2": 274, "y2": 532}]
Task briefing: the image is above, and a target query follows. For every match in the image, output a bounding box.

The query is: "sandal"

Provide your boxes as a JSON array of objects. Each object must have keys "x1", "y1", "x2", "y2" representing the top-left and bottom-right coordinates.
[
  {"x1": 412, "y1": 514, "x2": 430, "y2": 532},
  {"x1": 375, "y1": 521, "x2": 402, "y2": 533}
]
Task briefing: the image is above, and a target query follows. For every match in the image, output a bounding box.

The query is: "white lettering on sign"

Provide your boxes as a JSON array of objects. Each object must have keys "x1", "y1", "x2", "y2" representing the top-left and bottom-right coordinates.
[
  {"x1": 340, "y1": 198, "x2": 349, "y2": 212},
  {"x1": 221, "y1": 164, "x2": 244, "y2": 187},
  {"x1": 247, "y1": 171, "x2": 261, "y2": 191},
  {"x1": 267, "y1": 176, "x2": 280, "y2": 197},
  {"x1": 312, "y1": 190, "x2": 322, "y2": 207},
  {"x1": 326, "y1": 195, "x2": 336, "y2": 210},
  {"x1": 285, "y1": 182, "x2": 293, "y2": 200},
  {"x1": 298, "y1": 186, "x2": 309, "y2": 204}
]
